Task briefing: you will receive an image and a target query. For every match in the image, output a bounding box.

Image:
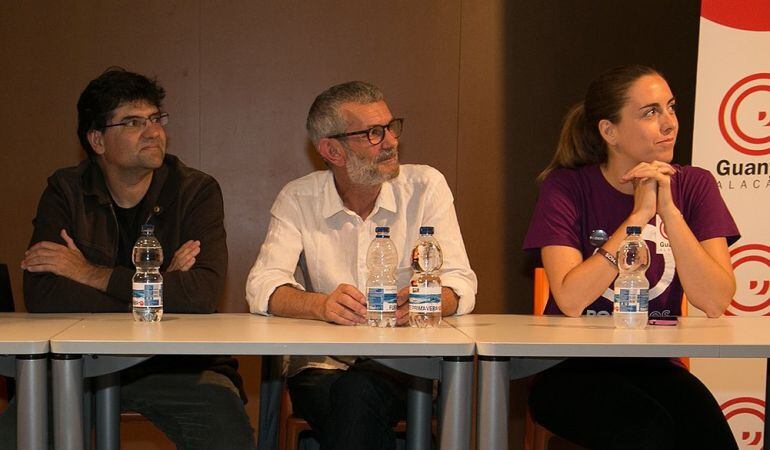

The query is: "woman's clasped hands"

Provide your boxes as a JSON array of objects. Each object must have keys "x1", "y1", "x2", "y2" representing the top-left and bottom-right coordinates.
[{"x1": 621, "y1": 160, "x2": 680, "y2": 222}]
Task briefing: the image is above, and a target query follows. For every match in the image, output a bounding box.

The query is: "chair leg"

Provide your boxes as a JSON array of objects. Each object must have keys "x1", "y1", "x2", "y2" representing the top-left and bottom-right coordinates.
[
  {"x1": 525, "y1": 408, "x2": 554, "y2": 450},
  {"x1": 286, "y1": 417, "x2": 311, "y2": 450},
  {"x1": 524, "y1": 407, "x2": 535, "y2": 450}
]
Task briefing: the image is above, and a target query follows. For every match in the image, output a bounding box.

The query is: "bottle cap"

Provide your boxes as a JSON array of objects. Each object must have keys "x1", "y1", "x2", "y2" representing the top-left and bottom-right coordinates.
[
  {"x1": 375, "y1": 226, "x2": 390, "y2": 233},
  {"x1": 419, "y1": 226, "x2": 434, "y2": 235},
  {"x1": 141, "y1": 224, "x2": 155, "y2": 234},
  {"x1": 626, "y1": 226, "x2": 642, "y2": 235}
]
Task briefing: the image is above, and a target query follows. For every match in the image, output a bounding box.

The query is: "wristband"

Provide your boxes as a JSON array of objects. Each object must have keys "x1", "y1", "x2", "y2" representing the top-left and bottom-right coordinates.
[{"x1": 594, "y1": 247, "x2": 617, "y2": 267}]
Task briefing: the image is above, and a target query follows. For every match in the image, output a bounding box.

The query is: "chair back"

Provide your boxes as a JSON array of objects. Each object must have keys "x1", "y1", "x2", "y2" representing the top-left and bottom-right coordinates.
[
  {"x1": 533, "y1": 267, "x2": 549, "y2": 316},
  {"x1": 0, "y1": 264, "x2": 13, "y2": 312}
]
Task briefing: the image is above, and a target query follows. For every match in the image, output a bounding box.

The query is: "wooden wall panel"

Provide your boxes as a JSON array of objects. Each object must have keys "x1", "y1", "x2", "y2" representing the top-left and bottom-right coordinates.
[
  {"x1": 0, "y1": 1, "x2": 702, "y2": 448},
  {"x1": 457, "y1": 0, "x2": 508, "y2": 314},
  {"x1": 198, "y1": 0, "x2": 462, "y2": 311},
  {"x1": 0, "y1": 1, "x2": 200, "y2": 311}
]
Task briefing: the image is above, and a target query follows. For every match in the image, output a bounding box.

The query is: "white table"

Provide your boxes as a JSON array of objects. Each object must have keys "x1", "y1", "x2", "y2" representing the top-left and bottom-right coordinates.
[
  {"x1": 448, "y1": 314, "x2": 770, "y2": 450},
  {"x1": 0, "y1": 314, "x2": 82, "y2": 450},
  {"x1": 50, "y1": 313, "x2": 475, "y2": 450}
]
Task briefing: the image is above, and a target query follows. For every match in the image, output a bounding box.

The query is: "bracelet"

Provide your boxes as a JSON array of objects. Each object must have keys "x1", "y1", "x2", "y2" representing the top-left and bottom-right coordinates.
[{"x1": 594, "y1": 247, "x2": 617, "y2": 267}]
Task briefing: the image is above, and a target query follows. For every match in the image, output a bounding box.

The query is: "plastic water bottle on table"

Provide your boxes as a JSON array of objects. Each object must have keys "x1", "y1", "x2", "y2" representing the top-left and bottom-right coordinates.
[
  {"x1": 366, "y1": 226, "x2": 398, "y2": 327},
  {"x1": 132, "y1": 224, "x2": 164, "y2": 323},
  {"x1": 613, "y1": 226, "x2": 649, "y2": 329},
  {"x1": 409, "y1": 226, "x2": 443, "y2": 328}
]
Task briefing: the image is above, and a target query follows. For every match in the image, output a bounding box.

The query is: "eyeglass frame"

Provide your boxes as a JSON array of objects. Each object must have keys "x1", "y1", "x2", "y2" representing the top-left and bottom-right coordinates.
[
  {"x1": 326, "y1": 118, "x2": 403, "y2": 145},
  {"x1": 102, "y1": 112, "x2": 170, "y2": 130}
]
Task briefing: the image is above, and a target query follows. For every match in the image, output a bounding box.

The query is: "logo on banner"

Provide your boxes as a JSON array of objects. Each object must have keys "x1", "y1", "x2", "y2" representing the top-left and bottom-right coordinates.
[
  {"x1": 721, "y1": 396, "x2": 765, "y2": 447},
  {"x1": 719, "y1": 73, "x2": 770, "y2": 156},
  {"x1": 726, "y1": 244, "x2": 770, "y2": 316},
  {"x1": 714, "y1": 73, "x2": 770, "y2": 191}
]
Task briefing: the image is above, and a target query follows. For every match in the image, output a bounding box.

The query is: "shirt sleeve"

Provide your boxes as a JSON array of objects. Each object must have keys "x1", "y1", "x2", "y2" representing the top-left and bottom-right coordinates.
[
  {"x1": 523, "y1": 170, "x2": 582, "y2": 251},
  {"x1": 680, "y1": 167, "x2": 740, "y2": 245},
  {"x1": 245, "y1": 189, "x2": 306, "y2": 315},
  {"x1": 149, "y1": 178, "x2": 228, "y2": 313},
  {"x1": 24, "y1": 177, "x2": 129, "y2": 313},
  {"x1": 422, "y1": 169, "x2": 478, "y2": 316}
]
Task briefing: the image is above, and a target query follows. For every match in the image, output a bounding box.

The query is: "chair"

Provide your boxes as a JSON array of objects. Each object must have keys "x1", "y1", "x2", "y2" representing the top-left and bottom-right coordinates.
[
  {"x1": 525, "y1": 268, "x2": 689, "y2": 450},
  {"x1": 0, "y1": 263, "x2": 15, "y2": 410},
  {"x1": 0, "y1": 263, "x2": 13, "y2": 313},
  {"x1": 524, "y1": 268, "x2": 562, "y2": 450}
]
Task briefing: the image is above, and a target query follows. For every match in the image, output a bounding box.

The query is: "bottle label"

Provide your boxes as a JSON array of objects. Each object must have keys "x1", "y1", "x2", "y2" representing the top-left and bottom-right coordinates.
[
  {"x1": 367, "y1": 286, "x2": 397, "y2": 312},
  {"x1": 132, "y1": 282, "x2": 163, "y2": 308},
  {"x1": 409, "y1": 286, "x2": 441, "y2": 313},
  {"x1": 613, "y1": 288, "x2": 649, "y2": 313}
]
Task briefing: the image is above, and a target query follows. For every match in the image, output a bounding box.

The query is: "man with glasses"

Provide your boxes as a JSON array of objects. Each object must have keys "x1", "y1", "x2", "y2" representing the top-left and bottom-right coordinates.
[
  {"x1": 246, "y1": 81, "x2": 477, "y2": 450},
  {"x1": 13, "y1": 68, "x2": 255, "y2": 449}
]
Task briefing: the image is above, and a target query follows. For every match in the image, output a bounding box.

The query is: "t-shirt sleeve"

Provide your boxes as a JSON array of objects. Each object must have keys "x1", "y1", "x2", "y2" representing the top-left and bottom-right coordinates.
[
  {"x1": 681, "y1": 167, "x2": 740, "y2": 246},
  {"x1": 523, "y1": 170, "x2": 582, "y2": 251}
]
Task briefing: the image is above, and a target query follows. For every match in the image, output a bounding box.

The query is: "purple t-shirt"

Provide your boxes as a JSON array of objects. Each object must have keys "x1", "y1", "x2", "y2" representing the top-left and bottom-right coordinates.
[{"x1": 523, "y1": 164, "x2": 740, "y2": 316}]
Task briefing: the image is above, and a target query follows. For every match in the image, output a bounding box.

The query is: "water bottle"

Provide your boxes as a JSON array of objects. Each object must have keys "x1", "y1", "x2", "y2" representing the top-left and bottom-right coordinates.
[
  {"x1": 132, "y1": 224, "x2": 164, "y2": 322},
  {"x1": 365, "y1": 227, "x2": 398, "y2": 327},
  {"x1": 409, "y1": 226, "x2": 443, "y2": 328},
  {"x1": 613, "y1": 226, "x2": 649, "y2": 329}
]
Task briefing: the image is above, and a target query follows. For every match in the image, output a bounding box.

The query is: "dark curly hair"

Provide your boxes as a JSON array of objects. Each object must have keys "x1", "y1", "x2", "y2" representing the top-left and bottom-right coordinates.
[{"x1": 76, "y1": 67, "x2": 165, "y2": 156}]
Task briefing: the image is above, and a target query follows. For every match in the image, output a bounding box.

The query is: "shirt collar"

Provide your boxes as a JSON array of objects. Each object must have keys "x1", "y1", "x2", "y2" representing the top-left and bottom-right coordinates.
[{"x1": 320, "y1": 171, "x2": 398, "y2": 219}]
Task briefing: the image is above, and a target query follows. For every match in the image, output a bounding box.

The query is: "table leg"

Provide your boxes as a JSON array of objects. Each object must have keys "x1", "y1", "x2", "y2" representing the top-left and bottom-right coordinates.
[
  {"x1": 53, "y1": 354, "x2": 84, "y2": 450},
  {"x1": 406, "y1": 376, "x2": 432, "y2": 450},
  {"x1": 16, "y1": 355, "x2": 47, "y2": 450},
  {"x1": 94, "y1": 373, "x2": 120, "y2": 450},
  {"x1": 477, "y1": 356, "x2": 511, "y2": 450},
  {"x1": 439, "y1": 356, "x2": 473, "y2": 450}
]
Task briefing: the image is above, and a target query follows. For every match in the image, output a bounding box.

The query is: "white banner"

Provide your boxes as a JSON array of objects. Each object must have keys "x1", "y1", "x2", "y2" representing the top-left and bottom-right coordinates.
[{"x1": 692, "y1": 1, "x2": 770, "y2": 447}]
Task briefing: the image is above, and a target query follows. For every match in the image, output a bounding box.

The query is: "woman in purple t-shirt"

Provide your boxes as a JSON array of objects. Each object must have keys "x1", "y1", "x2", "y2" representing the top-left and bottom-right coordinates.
[{"x1": 524, "y1": 65, "x2": 739, "y2": 449}]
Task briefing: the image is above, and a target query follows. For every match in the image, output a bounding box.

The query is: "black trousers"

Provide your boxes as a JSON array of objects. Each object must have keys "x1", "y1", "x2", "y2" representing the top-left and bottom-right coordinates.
[
  {"x1": 528, "y1": 358, "x2": 738, "y2": 450},
  {"x1": 287, "y1": 360, "x2": 409, "y2": 450}
]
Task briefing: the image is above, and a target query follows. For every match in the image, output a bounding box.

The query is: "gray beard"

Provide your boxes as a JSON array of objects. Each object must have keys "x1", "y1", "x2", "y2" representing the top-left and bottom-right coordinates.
[{"x1": 345, "y1": 148, "x2": 399, "y2": 186}]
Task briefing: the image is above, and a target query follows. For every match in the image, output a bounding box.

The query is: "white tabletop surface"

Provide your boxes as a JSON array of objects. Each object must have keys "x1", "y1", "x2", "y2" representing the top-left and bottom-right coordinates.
[
  {"x1": 49, "y1": 313, "x2": 475, "y2": 356},
  {"x1": 447, "y1": 314, "x2": 770, "y2": 358},
  {"x1": 0, "y1": 313, "x2": 82, "y2": 354}
]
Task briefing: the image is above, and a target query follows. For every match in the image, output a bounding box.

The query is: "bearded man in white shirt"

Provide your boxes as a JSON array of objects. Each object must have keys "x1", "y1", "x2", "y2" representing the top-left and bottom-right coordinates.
[{"x1": 246, "y1": 81, "x2": 477, "y2": 450}]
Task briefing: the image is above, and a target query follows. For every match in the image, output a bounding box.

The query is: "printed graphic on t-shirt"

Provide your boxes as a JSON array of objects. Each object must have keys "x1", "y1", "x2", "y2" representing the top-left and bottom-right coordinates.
[{"x1": 590, "y1": 220, "x2": 676, "y2": 310}]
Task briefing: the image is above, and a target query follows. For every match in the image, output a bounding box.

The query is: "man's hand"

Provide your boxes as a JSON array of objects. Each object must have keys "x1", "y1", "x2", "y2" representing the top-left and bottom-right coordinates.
[
  {"x1": 319, "y1": 283, "x2": 367, "y2": 325},
  {"x1": 21, "y1": 229, "x2": 111, "y2": 291},
  {"x1": 167, "y1": 240, "x2": 200, "y2": 272}
]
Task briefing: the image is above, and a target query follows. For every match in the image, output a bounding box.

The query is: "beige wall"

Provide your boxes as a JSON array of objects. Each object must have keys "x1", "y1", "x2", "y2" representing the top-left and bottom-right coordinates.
[{"x1": 0, "y1": 0, "x2": 516, "y2": 315}]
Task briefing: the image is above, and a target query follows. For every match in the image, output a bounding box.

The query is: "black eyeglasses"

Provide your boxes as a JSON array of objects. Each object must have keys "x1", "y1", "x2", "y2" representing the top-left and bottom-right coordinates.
[
  {"x1": 327, "y1": 118, "x2": 404, "y2": 145},
  {"x1": 103, "y1": 112, "x2": 169, "y2": 130}
]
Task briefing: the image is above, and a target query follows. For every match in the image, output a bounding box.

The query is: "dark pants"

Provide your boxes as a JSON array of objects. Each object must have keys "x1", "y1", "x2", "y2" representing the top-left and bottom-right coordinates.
[
  {"x1": 528, "y1": 358, "x2": 738, "y2": 450},
  {"x1": 0, "y1": 369, "x2": 255, "y2": 450},
  {"x1": 287, "y1": 360, "x2": 409, "y2": 450}
]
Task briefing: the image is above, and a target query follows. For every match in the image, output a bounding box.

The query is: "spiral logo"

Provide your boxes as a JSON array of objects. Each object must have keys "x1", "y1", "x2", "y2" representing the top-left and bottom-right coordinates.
[
  {"x1": 726, "y1": 244, "x2": 770, "y2": 316},
  {"x1": 718, "y1": 73, "x2": 770, "y2": 156},
  {"x1": 721, "y1": 396, "x2": 765, "y2": 448},
  {"x1": 658, "y1": 220, "x2": 669, "y2": 241}
]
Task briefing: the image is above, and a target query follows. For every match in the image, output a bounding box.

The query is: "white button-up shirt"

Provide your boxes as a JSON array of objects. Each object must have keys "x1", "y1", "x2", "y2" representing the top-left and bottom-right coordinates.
[
  {"x1": 246, "y1": 164, "x2": 477, "y2": 314},
  {"x1": 245, "y1": 164, "x2": 477, "y2": 373}
]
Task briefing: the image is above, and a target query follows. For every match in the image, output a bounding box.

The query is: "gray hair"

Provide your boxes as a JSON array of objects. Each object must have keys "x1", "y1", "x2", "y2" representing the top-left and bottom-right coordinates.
[{"x1": 306, "y1": 81, "x2": 384, "y2": 145}]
